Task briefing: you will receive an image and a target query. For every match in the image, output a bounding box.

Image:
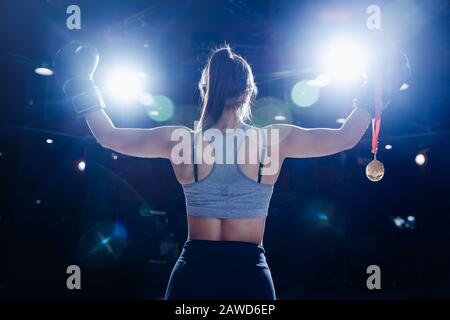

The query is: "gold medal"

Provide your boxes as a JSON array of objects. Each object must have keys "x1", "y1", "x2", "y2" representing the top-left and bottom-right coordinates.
[{"x1": 365, "y1": 157, "x2": 385, "y2": 182}]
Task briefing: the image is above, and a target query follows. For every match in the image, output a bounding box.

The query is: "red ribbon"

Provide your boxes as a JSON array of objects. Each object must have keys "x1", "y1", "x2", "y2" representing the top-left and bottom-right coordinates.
[{"x1": 371, "y1": 74, "x2": 382, "y2": 155}]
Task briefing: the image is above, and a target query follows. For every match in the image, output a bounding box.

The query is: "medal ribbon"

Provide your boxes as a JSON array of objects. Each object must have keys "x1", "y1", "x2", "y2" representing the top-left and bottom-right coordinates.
[{"x1": 371, "y1": 72, "x2": 382, "y2": 156}]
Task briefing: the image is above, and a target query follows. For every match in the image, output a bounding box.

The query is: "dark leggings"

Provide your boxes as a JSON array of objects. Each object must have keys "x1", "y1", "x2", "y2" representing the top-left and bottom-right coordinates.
[{"x1": 164, "y1": 239, "x2": 276, "y2": 300}]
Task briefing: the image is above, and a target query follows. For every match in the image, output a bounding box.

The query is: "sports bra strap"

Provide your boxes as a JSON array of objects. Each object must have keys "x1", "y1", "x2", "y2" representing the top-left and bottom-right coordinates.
[
  {"x1": 257, "y1": 128, "x2": 266, "y2": 184},
  {"x1": 191, "y1": 126, "x2": 266, "y2": 184},
  {"x1": 192, "y1": 135, "x2": 198, "y2": 182}
]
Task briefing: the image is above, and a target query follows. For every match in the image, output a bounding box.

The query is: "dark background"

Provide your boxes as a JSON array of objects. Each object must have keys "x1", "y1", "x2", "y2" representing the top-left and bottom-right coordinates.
[{"x1": 0, "y1": 0, "x2": 449, "y2": 299}]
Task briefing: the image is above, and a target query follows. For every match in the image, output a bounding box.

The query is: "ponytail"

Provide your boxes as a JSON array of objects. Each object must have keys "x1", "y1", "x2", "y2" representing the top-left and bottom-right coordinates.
[{"x1": 197, "y1": 45, "x2": 257, "y2": 131}]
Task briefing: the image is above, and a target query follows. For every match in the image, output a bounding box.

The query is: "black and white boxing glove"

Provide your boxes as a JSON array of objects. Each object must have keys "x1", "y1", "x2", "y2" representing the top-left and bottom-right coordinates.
[
  {"x1": 53, "y1": 41, "x2": 105, "y2": 116},
  {"x1": 354, "y1": 49, "x2": 412, "y2": 118}
]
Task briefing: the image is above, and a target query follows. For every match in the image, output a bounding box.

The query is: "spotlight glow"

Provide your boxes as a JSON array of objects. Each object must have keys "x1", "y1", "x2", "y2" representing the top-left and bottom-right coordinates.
[
  {"x1": 385, "y1": 144, "x2": 392, "y2": 150},
  {"x1": 77, "y1": 160, "x2": 86, "y2": 172},
  {"x1": 308, "y1": 73, "x2": 331, "y2": 87},
  {"x1": 415, "y1": 153, "x2": 426, "y2": 166},
  {"x1": 106, "y1": 69, "x2": 146, "y2": 103},
  {"x1": 138, "y1": 92, "x2": 155, "y2": 106},
  {"x1": 46, "y1": 138, "x2": 54, "y2": 144},
  {"x1": 322, "y1": 41, "x2": 366, "y2": 82},
  {"x1": 34, "y1": 67, "x2": 54, "y2": 76}
]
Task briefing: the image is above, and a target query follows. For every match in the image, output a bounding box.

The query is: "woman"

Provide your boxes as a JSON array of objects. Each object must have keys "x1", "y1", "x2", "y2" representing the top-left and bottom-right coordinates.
[{"x1": 55, "y1": 43, "x2": 372, "y2": 300}]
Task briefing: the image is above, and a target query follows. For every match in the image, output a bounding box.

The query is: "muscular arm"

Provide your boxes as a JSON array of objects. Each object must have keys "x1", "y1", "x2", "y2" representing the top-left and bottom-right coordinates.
[
  {"x1": 85, "y1": 109, "x2": 190, "y2": 158},
  {"x1": 276, "y1": 107, "x2": 372, "y2": 159}
]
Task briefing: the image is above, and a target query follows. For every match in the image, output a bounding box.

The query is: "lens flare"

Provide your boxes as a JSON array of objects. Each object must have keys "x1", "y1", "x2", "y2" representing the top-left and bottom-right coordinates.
[
  {"x1": 78, "y1": 222, "x2": 129, "y2": 267},
  {"x1": 144, "y1": 95, "x2": 175, "y2": 122},
  {"x1": 291, "y1": 80, "x2": 320, "y2": 107}
]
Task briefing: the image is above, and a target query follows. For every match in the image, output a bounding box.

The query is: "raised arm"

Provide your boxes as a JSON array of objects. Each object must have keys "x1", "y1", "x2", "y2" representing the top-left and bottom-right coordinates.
[
  {"x1": 53, "y1": 41, "x2": 190, "y2": 159},
  {"x1": 277, "y1": 107, "x2": 372, "y2": 159},
  {"x1": 85, "y1": 109, "x2": 189, "y2": 158}
]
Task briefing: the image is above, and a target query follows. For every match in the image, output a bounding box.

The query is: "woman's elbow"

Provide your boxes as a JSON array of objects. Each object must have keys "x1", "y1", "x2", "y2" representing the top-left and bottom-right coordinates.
[
  {"x1": 344, "y1": 132, "x2": 364, "y2": 150},
  {"x1": 95, "y1": 134, "x2": 120, "y2": 151}
]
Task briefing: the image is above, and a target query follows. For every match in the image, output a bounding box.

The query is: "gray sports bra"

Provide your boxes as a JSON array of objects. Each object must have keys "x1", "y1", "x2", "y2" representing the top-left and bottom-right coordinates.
[{"x1": 181, "y1": 123, "x2": 274, "y2": 219}]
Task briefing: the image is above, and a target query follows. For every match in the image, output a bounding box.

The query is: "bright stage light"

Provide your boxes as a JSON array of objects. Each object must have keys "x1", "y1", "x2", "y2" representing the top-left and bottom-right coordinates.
[
  {"x1": 322, "y1": 41, "x2": 366, "y2": 83},
  {"x1": 415, "y1": 153, "x2": 426, "y2": 166},
  {"x1": 105, "y1": 68, "x2": 146, "y2": 103},
  {"x1": 385, "y1": 144, "x2": 392, "y2": 150},
  {"x1": 46, "y1": 138, "x2": 54, "y2": 144},
  {"x1": 34, "y1": 67, "x2": 53, "y2": 76},
  {"x1": 77, "y1": 160, "x2": 86, "y2": 172}
]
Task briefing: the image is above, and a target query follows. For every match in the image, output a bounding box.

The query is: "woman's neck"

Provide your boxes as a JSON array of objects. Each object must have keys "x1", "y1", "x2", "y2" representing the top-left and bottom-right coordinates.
[{"x1": 212, "y1": 110, "x2": 243, "y2": 131}]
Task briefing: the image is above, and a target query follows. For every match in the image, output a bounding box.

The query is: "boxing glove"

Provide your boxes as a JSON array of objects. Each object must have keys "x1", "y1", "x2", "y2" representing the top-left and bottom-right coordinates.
[
  {"x1": 53, "y1": 41, "x2": 105, "y2": 116},
  {"x1": 354, "y1": 49, "x2": 411, "y2": 117}
]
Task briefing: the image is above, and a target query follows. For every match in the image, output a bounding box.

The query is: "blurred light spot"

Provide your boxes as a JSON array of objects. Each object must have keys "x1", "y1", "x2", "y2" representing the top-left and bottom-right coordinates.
[
  {"x1": 308, "y1": 73, "x2": 331, "y2": 87},
  {"x1": 113, "y1": 222, "x2": 128, "y2": 238},
  {"x1": 35, "y1": 67, "x2": 53, "y2": 76},
  {"x1": 291, "y1": 80, "x2": 320, "y2": 107},
  {"x1": 46, "y1": 138, "x2": 53, "y2": 144},
  {"x1": 112, "y1": 153, "x2": 118, "y2": 160},
  {"x1": 399, "y1": 83, "x2": 410, "y2": 91},
  {"x1": 405, "y1": 216, "x2": 416, "y2": 230},
  {"x1": 139, "y1": 202, "x2": 152, "y2": 217},
  {"x1": 392, "y1": 216, "x2": 405, "y2": 228},
  {"x1": 336, "y1": 118, "x2": 346, "y2": 124},
  {"x1": 415, "y1": 153, "x2": 426, "y2": 166},
  {"x1": 318, "y1": 212, "x2": 329, "y2": 221},
  {"x1": 274, "y1": 115, "x2": 286, "y2": 121},
  {"x1": 385, "y1": 144, "x2": 392, "y2": 150},
  {"x1": 35, "y1": 199, "x2": 42, "y2": 205},
  {"x1": 77, "y1": 160, "x2": 86, "y2": 172},
  {"x1": 144, "y1": 95, "x2": 175, "y2": 122}
]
